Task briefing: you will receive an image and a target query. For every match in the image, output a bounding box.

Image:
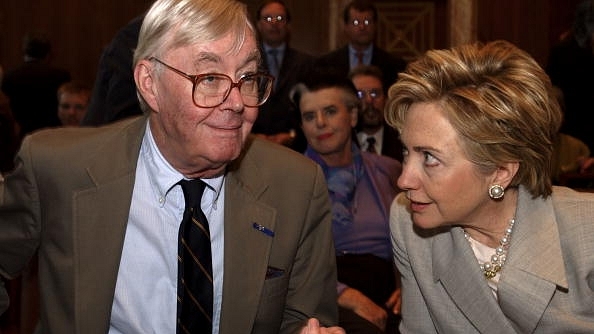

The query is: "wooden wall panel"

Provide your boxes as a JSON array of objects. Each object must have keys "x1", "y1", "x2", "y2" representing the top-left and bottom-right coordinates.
[
  {"x1": 0, "y1": 0, "x2": 584, "y2": 91},
  {"x1": 0, "y1": 0, "x2": 151, "y2": 87}
]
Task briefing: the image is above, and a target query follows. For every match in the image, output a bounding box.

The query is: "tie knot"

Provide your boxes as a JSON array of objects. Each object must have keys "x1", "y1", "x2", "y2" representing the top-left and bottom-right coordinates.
[
  {"x1": 367, "y1": 136, "x2": 376, "y2": 145},
  {"x1": 178, "y1": 179, "x2": 207, "y2": 208},
  {"x1": 268, "y1": 48, "x2": 278, "y2": 56}
]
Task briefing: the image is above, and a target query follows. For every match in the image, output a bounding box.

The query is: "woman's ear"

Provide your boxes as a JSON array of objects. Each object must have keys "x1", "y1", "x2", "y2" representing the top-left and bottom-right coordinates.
[
  {"x1": 134, "y1": 59, "x2": 160, "y2": 112},
  {"x1": 350, "y1": 105, "x2": 359, "y2": 128},
  {"x1": 492, "y1": 162, "x2": 520, "y2": 188}
]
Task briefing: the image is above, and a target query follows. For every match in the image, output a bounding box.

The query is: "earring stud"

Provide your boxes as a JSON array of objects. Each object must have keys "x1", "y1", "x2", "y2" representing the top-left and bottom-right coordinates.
[{"x1": 489, "y1": 184, "x2": 505, "y2": 199}]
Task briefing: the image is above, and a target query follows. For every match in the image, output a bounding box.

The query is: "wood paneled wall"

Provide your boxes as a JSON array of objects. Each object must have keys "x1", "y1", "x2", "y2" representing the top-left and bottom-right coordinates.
[
  {"x1": 0, "y1": 0, "x2": 152, "y2": 87},
  {"x1": 0, "y1": 0, "x2": 581, "y2": 92}
]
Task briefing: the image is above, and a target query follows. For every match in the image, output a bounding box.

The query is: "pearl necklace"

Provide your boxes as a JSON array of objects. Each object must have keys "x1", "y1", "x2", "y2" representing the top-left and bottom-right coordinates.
[{"x1": 464, "y1": 218, "x2": 516, "y2": 279}]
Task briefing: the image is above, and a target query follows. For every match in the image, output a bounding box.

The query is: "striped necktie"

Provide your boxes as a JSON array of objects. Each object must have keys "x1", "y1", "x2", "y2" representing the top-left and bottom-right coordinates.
[{"x1": 177, "y1": 179, "x2": 213, "y2": 333}]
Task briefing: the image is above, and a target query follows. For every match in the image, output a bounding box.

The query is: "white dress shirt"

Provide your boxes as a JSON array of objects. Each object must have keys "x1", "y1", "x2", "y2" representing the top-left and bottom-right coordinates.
[
  {"x1": 357, "y1": 127, "x2": 384, "y2": 153},
  {"x1": 109, "y1": 123, "x2": 225, "y2": 334}
]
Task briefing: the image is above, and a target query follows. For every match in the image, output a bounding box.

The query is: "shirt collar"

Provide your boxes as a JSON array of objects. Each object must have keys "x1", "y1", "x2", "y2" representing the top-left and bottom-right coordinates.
[
  {"x1": 141, "y1": 122, "x2": 224, "y2": 205},
  {"x1": 348, "y1": 44, "x2": 373, "y2": 57},
  {"x1": 263, "y1": 42, "x2": 287, "y2": 54}
]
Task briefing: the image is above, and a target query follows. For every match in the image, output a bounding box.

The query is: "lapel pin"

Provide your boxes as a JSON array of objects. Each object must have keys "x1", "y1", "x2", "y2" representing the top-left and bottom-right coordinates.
[{"x1": 253, "y1": 222, "x2": 275, "y2": 237}]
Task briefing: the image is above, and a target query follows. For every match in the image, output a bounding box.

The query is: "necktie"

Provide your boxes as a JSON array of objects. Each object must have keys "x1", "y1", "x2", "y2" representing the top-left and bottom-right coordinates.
[
  {"x1": 268, "y1": 48, "x2": 280, "y2": 79},
  {"x1": 177, "y1": 179, "x2": 213, "y2": 333},
  {"x1": 366, "y1": 136, "x2": 377, "y2": 153},
  {"x1": 356, "y1": 51, "x2": 364, "y2": 66}
]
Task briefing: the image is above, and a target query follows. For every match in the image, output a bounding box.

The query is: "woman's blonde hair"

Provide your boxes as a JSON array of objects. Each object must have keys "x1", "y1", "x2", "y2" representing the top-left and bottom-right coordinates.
[{"x1": 385, "y1": 40, "x2": 562, "y2": 198}]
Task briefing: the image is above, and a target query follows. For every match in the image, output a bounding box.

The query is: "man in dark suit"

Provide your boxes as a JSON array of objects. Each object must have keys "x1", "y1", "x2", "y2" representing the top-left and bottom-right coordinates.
[
  {"x1": 0, "y1": 0, "x2": 344, "y2": 333},
  {"x1": 252, "y1": 0, "x2": 314, "y2": 152},
  {"x1": 349, "y1": 65, "x2": 403, "y2": 162},
  {"x1": 1, "y1": 32, "x2": 71, "y2": 134},
  {"x1": 316, "y1": 0, "x2": 406, "y2": 91},
  {"x1": 82, "y1": 15, "x2": 144, "y2": 126}
]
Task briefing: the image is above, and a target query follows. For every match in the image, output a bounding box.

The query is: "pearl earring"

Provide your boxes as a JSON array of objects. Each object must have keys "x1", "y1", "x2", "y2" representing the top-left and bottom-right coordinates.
[{"x1": 489, "y1": 184, "x2": 505, "y2": 199}]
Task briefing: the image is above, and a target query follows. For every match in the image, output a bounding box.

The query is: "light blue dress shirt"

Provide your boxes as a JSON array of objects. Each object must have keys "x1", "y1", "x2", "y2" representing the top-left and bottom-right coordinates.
[
  {"x1": 263, "y1": 42, "x2": 286, "y2": 81},
  {"x1": 109, "y1": 123, "x2": 225, "y2": 334},
  {"x1": 349, "y1": 44, "x2": 373, "y2": 69}
]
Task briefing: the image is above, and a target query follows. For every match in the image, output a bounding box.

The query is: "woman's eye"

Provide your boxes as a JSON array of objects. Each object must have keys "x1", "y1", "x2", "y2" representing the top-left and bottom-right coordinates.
[
  {"x1": 302, "y1": 113, "x2": 315, "y2": 122},
  {"x1": 423, "y1": 151, "x2": 439, "y2": 166}
]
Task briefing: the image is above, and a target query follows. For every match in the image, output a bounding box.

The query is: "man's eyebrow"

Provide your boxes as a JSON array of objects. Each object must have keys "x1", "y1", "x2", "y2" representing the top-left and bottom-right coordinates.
[{"x1": 193, "y1": 52, "x2": 221, "y2": 66}]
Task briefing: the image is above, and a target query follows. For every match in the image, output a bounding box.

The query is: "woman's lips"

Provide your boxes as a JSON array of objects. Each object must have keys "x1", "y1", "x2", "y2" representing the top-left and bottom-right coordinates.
[
  {"x1": 410, "y1": 200, "x2": 430, "y2": 212},
  {"x1": 317, "y1": 133, "x2": 332, "y2": 141}
]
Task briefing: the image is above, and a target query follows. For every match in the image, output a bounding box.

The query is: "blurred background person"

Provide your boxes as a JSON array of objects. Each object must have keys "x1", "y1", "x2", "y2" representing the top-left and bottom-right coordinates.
[
  {"x1": 0, "y1": 65, "x2": 20, "y2": 176},
  {"x1": 252, "y1": 0, "x2": 313, "y2": 152},
  {"x1": 292, "y1": 68, "x2": 402, "y2": 334},
  {"x1": 546, "y1": 0, "x2": 594, "y2": 152},
  {"x1": 316, "y1": 0, "x2": 406, "y2": 90},
  {"x1": 57, "y1": 81, "x2": 91, "y2": 127},
  {"x1": 349, "y1": 65, "x2": 403, "y2": 162},
  {"x1": 82, "y1": 14, "x2": 144, "y2": 126},
  {"x1": 387, "y1": 40, "x2": 594, "y2": 333},
  {"x1": 1, "y1": 31, "x2": 71, "y2": 134},
  {"x1": 551, "y1": 85, "x2": 594, "y2": 185}
]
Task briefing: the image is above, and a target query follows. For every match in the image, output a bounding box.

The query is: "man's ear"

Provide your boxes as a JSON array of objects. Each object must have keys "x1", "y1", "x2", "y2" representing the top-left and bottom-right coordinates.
[{"x1": 134, "y1": 60, "x2": 160, "y2": 112}]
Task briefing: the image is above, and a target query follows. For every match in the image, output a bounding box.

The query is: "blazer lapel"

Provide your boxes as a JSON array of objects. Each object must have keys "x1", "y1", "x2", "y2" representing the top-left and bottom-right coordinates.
[
  {"x1": 72, "y1": 116, "x2": 146, "y2": 333},
  {"x1": 497, "y1": 187, "x2": 567, "y2": 333},
  {"x1": 432, "y1": 228, "x2": 516, "y2": 334},
  {"x1": 219, "y1": 141, "x2": 277, "y2": 333}
]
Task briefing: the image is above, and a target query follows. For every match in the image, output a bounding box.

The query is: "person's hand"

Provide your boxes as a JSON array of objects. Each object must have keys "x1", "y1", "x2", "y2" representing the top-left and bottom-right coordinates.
[
  {"x1": 299, "y1": 318, "x2": 345, "y2": 334},
  {"x1": 385, "y1": 287, "x2": 402, "y2": 315},
  {"x1": 579, "y1": 156, "x2": 594, "y2": 173},
  {"x1": 338, "y1": 287, "x2": 387, "y2": 330}
]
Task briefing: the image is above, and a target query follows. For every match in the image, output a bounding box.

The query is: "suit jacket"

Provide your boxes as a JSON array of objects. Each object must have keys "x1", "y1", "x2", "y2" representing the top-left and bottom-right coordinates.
[
  {"x1": 390, "y1": 186, "x2": 594, "y2": 333},
  {"x1": 316, "y1": 45, "x2": 406, "y2": 90},
  {"x1": 83, "y1": 14, "x2": 144, "y2": 126},
  {"x1": 253, "y1": 45, "x2": 314, "y2": 152},
  {"x1": 0, "y1": 116, "x2": 338, "y2": 333},
  {"x1": 357, "y1": 125, "x2": 404, "y2": 162}
]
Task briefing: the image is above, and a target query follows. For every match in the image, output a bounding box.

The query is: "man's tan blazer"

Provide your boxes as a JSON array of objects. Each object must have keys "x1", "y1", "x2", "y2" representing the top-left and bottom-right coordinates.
[{"x1": 0, "y1": 116, "x2": 338, "y2": 333}]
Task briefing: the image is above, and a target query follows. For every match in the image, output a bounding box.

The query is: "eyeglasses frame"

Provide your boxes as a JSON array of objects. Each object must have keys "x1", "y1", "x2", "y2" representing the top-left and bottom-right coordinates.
[{"x1": 148, "y1": 57, "x2": 274, "y2": 108}]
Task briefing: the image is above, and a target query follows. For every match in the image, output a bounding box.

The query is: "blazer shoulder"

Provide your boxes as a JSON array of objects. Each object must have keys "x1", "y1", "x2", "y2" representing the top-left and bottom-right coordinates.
[{"x1": 24, "y1": 116, "x2": 146, "y2": 163}]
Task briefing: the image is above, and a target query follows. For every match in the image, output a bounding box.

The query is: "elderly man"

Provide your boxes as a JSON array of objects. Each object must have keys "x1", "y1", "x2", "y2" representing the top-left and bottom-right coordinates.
[{"x1": 0, "y1": 0, "x2": 343, "y2": 333}]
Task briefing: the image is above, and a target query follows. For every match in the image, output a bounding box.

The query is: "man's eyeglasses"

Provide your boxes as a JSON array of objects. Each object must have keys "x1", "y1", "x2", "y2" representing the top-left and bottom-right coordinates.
[
  {"x1": 262, "y1": 15, "x2": 287, "y2": 24},
  {"x1": 350, "y1": 18, "x2": 373, "y2": 27},
  {"x1": 149, "y1": 57, "x2": 274, "y2": 108},
  {"x1": 356, "y1": 89, "x2": 383, "y2": 100}
]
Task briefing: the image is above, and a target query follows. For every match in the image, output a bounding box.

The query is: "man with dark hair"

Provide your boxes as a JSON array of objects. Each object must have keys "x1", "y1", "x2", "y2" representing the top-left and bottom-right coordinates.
[
  {"x1": 1, "y1": 32, "x2": 71, "y2": 134},
  {"x1": 349, "y1": 65, "x2": 403, "y2": 162},
  {"x1": 252, "y1": 0, "x2": 314, "y2": 152},
  {"x1": 316, "y1": 0, "x2": 406, "y2": 90}
]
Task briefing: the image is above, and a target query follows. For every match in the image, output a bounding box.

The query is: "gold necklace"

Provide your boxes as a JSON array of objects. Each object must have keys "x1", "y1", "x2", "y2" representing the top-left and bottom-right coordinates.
[{"x1": 464, "y1": 218, "x2": 516, "y2": 279}]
